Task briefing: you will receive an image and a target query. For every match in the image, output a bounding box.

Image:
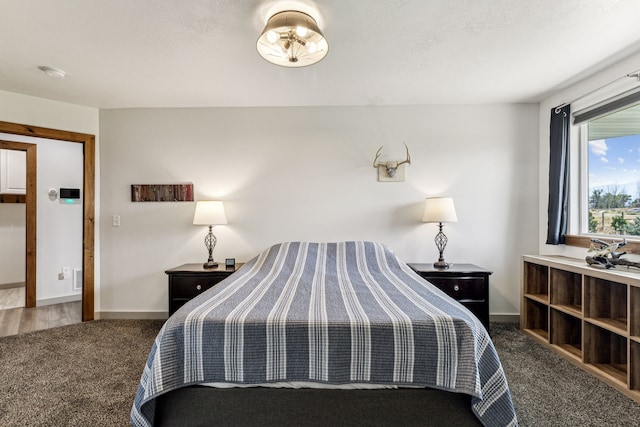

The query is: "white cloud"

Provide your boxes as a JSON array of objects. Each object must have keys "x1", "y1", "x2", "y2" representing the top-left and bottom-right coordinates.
[
  {"x1": 601, "y1": 157, "x2": 609, "y2": 163},
  {"x1": 619, "y1": 157, "x2": 625, "y2": 164},
  {"x1": 589, "y1": 139, "x2": 608, "y2": 157}
]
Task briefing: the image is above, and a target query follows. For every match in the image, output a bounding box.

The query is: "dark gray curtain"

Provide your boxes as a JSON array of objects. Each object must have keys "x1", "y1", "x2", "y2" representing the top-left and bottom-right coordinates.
[{"x1": 546, "y1": 105, "x2": 571, "y2": 245}]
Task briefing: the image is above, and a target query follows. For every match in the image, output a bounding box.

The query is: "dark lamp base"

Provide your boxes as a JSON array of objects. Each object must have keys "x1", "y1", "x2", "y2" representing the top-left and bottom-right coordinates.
[
  {"x1": 203, "y1": 261, "x2": 219, "y2": 269},
  {"x1": 433, "y1": 261, "x2": 450, "y2": 269}
]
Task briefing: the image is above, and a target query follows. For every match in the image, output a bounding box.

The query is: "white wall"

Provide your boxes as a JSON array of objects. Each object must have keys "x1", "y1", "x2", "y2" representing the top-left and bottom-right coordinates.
[
  {"x1": 0, "y1": 90, "x2": 98, "y2": 134},
  {"x1": 36, "y1": 139, "x2": 83, "y2": 301},
  {"x1": 538, "y1": 51, "x2": 640, "y2": 258},
  {"x1": 0, "y1": 90, "x2": 99, "y2": 306},
  {"x1": 0, "y1": 203, "x2": 25, "y2": 284},
  {"x1": 99, "y1": 104, "x2": 539, "y2": 317}
]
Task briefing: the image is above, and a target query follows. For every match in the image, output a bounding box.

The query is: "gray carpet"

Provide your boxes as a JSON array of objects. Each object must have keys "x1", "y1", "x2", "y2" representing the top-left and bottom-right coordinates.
[
  {"x1": 491, "y1": 323, "x2": 640, "y2": 426},
  {"x1": 1, "y1": 320, "x2": 639, "y2": 426},
  {"x1": 0, "y1": 320, "x2": 164, "y2": 426}
]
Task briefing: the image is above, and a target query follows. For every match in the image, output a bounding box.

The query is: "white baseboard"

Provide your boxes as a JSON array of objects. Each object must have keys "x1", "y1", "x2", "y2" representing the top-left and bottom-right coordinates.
[
  {"x1": 97, "y1": 311, "x2": 168, "y2": 320},
  {"x1": 37, "y1": 293, "x2": 81, "y2": 306}
]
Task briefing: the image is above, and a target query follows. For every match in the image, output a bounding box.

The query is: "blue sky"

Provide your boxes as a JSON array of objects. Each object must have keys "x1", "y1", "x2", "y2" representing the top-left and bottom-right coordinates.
[{"x1": 589, "y1": 134, "x2": 640, "y2": 198}]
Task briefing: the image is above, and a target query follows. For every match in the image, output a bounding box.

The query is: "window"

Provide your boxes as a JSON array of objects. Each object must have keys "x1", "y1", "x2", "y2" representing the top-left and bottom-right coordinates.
[{"x1": 582, "y1": 99, "x2": 640, "y2": 236}]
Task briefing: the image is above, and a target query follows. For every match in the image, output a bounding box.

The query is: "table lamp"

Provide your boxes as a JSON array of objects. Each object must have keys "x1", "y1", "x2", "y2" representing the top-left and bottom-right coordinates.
[
  {"x1": 422, "y1": 197, "x2": 458, "y2": 269},
  {"x1": 193, "y1": 201, "x2": 227, "y2": 269}
]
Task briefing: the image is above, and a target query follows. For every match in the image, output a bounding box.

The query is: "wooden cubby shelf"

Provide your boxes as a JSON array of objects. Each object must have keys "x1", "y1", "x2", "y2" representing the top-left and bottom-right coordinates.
[
  {"x1": 550, "y1": 308, "x2": 582, "y2": 361},
  {"x1": 523, "y1": 298, "x2": 549, "y2": 341},
  {"x1": 631, "y1": 286, "x2": 640, "y2": 339},
  {"x1": 585, "y1": 276, "x2": 627, "y2": 335},
  {"x1": 631, "y1": 341, "x2": 640, "y2": 391},
  {"x1": 522, "y1": 255, "x2": 640, "y2": 404},
  {"x1": 584, "y1": 322, "x2": 627, "y2": 386},
  {"x1": 549, "y1": 267, "x2": 582, "y2": 318}
]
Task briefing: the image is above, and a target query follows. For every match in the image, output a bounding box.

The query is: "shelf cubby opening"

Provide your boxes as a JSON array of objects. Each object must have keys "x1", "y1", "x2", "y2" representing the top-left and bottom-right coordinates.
[
  {"x1": 550, "y1": 268, "x2": 582, "y2": 316},
  {"x1": 523, "y1": 297, "x2": 548, "y2": 340},
  {"x1": 631, "y1": 341, "x2": 640, "y2": 392},
  {"x1": 584, "y1": 322, "x2": 628, "y2": 386},
  {"x1": 584, "y1": 276, "x2": 627, "y2": 334},
  {"x1": 550, "y1": 308, "x2": 582, "y2": 360},
  {"x1": 631, "y1": 286, "x2": 640, "y2": 338},
  {"x1": 524, "y1": 261, "x2": 549, "y2": 303}
]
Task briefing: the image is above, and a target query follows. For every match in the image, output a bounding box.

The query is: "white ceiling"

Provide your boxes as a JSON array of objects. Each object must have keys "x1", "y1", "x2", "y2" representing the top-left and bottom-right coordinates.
[{"x1": 2, "y1": 0, "x2": 640, "y2": 109}]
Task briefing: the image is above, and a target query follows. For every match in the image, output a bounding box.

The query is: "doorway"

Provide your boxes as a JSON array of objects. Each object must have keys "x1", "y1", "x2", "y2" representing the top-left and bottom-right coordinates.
[
  {"x1": 0, "y1": 121, "x2": 95, "y2": 321},
  {"x1": 0, "y1": 142, "x2": 35, "y2": 307}
]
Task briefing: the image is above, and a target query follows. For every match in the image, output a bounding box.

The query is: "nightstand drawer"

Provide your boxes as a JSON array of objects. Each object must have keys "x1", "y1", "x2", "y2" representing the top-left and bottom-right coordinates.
[
  {"x1": 407, "y1": 263, "x2": 491, "y2": 332},
  {"x1": 426, "y1": 277, "x2": 487, "y2": 301},
  {"x1": 166, "y1": 263, "x2": 243, "y2": 317},
  {"x1": 170, "y1": 275, "x2": 224, "y2": 298}
]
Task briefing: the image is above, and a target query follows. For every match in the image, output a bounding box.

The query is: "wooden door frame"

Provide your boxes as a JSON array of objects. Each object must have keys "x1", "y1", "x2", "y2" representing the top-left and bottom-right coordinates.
[
  {"x1": 0, "y1": 121, "x2": 95, "y2": 321},
  {"x1": 0, "y1": 141, "x2": 36, "y2": 306}
]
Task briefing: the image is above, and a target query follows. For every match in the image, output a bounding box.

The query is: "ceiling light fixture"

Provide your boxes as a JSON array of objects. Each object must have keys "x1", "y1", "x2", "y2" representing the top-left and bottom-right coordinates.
[
  {"x1": 257, "y1": 10, "x2": 328, "y2": 67},
  {"x1": 38, "y1": 66, "x2": 67, "y2": 79}
]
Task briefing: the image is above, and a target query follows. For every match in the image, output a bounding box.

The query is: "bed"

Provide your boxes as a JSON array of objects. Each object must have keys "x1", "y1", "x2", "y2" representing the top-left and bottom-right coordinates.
[{"x1": 131, "y1": 241, "x2": 517, "y2": 426}]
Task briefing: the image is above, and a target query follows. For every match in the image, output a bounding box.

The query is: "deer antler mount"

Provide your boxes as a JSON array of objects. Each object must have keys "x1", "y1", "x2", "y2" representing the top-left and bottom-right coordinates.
[{"x1": 373, "y1": 144, "x2": 411, "y2": 182}]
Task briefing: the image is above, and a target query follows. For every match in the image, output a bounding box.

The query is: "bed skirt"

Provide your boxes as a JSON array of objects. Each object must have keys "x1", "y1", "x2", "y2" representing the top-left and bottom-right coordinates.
[{"x1": 155, "y1": 386, "x2": 482, "y2": 426}]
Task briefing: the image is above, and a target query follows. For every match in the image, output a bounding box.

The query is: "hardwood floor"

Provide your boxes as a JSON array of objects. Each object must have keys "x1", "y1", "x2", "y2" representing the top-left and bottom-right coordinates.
[
  {"x1": 0, "y1": 301, "x2": 82, "y2": 338},
  {"x1": 0, "y1": 286, "x2": 26, "y2": 310},
  {"x1": 0, "y1": 285, "x2": 83, "y2": 337}
]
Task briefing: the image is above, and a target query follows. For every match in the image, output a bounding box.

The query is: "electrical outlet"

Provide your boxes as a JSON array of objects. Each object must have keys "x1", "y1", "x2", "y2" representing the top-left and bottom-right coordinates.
[
  {"x1": 113, "y1": 215, "x2": 121, "y2": 227},
  {"x1": 62, "y1": 266, "x2": 72, "y2": 279},
  {"x1": 58, "y1": 272, "x2": 65, "y2": 280}
]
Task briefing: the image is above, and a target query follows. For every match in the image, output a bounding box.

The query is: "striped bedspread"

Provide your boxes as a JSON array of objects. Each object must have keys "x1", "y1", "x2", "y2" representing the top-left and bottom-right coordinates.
[{"x1": 131, "y1": 241, "x2": 517, "y2": 426}]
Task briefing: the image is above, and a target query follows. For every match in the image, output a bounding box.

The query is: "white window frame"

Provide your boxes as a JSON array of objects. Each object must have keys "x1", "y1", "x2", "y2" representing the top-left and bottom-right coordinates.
[
  {"x1": 565, "y1": 117, "x2": 583, "y2": 237},
  {"x1": 574, "y1": 98, "x2": 640, "y2": 238}
]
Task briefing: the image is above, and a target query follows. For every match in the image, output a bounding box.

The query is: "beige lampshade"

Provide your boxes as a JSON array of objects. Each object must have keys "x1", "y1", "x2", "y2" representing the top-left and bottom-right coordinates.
[
  {"x1": 193, "y1": 201, "x2": 227, "y2": 225},
  {"x1": 256, "y1": 10, "x2": 329, "y2": 67},
  {"x1": 422, "y1": 197, "x2": 458, "y2": 223}
]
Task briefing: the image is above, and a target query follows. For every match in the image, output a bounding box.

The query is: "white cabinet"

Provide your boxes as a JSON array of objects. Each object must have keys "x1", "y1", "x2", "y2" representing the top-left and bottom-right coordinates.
[{"x1": 0, "y1": 149, "x2": 26, "y2": 194}]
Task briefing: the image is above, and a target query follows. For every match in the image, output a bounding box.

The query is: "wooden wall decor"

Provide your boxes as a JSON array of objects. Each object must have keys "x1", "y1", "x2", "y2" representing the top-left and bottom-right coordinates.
[{"x1": 131, "y1": 183, "x2": 194, "y2": 202}]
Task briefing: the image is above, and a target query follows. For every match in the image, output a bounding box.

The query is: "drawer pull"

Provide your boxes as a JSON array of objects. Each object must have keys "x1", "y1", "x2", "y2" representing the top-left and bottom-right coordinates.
[
  {"x1": 453, "y1": 285, "x2": 460, "y2": 292},
  {"x1": 196, "y1": 284, "x2": 202, "y2": 291}
]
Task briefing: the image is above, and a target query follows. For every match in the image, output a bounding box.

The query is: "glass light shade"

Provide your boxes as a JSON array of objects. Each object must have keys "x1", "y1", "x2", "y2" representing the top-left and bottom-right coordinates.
[
  {"x1": 266, "y1": 30, "x2": 279, "y2": 43},
  {"x1": 193, "y1": 201, "x2": 227, "y2": 225},
  {"x1": 257, "y1": 10, "x2": 329, "y2": 67},
  {"x1": 422, "y1": 197, "x2": 458, "y2": 223}
]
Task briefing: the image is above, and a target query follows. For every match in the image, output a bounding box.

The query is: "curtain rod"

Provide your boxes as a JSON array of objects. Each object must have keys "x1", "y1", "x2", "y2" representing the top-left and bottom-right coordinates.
[{"x1": 554, "y1": 69, "x2": 640, "y2": 114}]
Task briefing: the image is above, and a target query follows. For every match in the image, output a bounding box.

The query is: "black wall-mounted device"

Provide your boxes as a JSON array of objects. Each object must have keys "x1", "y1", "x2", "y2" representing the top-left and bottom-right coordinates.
[{"x1": 60, "y1": 188, "x2": 81, "y2": 199}]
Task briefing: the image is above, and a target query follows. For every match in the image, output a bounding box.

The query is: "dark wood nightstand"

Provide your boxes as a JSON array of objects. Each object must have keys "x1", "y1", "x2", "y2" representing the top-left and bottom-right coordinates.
[
  {"x1": 165, "y1": 263, "x2": 243, "y2": 316},
  {"x1": 407, "y1": 263, "x2": 491, "y2": 331}
]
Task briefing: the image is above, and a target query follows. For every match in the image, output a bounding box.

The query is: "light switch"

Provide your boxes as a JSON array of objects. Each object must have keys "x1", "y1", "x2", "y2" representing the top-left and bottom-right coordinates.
[{"x1": 112, "y1": 215, "x2": 121, "y2": 227}]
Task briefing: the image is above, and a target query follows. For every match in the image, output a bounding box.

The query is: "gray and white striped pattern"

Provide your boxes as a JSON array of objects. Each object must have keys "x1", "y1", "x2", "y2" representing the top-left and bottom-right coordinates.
[{"x1": 132, "y1": 241, "x2": 517, "y2": 426}]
